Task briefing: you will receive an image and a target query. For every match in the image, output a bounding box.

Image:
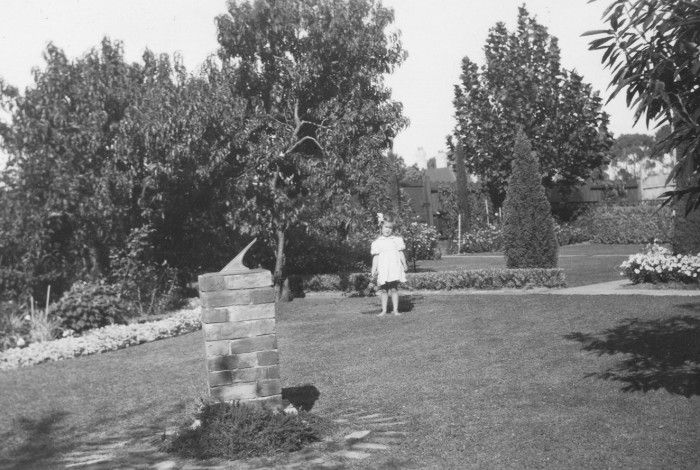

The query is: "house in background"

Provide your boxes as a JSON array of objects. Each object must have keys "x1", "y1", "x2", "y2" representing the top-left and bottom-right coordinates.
[
  {"x1": 401, "y1": 163, "x2": 456, "y2": 237},
  {"x1": 549, "y1": 153, "x2": 676, "y2": 206}
]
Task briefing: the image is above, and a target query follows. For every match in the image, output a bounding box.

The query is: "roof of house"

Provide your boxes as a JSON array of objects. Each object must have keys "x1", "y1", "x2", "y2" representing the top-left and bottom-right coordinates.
[{"x1": 426, "y1": 167, "x2": 456, "y2": 184}]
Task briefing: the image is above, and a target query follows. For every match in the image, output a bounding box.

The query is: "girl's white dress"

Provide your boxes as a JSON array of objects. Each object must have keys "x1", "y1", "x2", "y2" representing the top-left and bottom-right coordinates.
[{"x1": 371, "y1": 235, "x2": 406, "y2": 286}]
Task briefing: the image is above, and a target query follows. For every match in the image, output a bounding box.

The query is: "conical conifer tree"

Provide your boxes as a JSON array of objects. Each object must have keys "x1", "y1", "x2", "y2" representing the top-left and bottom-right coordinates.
[{"x1": 502, "y1": 131, "x2": 558, "y2": 268}]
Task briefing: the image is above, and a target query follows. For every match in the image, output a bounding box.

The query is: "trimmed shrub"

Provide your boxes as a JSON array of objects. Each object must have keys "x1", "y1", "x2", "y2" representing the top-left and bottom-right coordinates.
[
  {"x1": 406, "y1": 268, "x2": 565, "y2": 290},
  {"x1": 51, "y1": 281, "x2": 132, "y2": 335},
  {"x1": 573, "y1": 203, "x2": 673, "y2": 244},
  {"x1": 163, "y1": 401, "x2": 320, "y2": 460},
  {"x1": 291, "y1": 267, "x2": 566, "y2": 294},
  {"x1": 501, "y1": 132, "x2": 558, "y2": 268}
]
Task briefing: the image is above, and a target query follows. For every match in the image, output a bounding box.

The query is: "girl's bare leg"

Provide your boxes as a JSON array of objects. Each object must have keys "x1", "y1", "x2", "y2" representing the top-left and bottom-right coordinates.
[
  {"x1": 379, "y1": 290, "x2": 388, "y2": 315},
  {"x1": 390, "y1": 288, "x2": 400, "y2": 315}
]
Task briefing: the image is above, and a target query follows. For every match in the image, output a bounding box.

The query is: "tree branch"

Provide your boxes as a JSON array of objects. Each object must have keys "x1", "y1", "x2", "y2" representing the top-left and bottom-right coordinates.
[{"x1": 284, "y1": 136, "x2": 324, "y2": 155}]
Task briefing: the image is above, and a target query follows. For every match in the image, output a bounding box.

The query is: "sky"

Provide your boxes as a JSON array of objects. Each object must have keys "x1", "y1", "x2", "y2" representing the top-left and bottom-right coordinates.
[{"x1": 0, "y1": 0, "x2": 653, "y2": 169}]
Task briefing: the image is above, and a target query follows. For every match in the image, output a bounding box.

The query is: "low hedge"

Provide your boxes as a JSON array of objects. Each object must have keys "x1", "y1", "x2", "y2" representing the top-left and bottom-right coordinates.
[{"x1": 290, "y1": 268, "x2": 565, "y2": 295}]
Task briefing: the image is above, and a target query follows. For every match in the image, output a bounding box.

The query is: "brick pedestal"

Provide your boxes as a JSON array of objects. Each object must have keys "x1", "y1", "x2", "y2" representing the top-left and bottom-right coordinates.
[{"x1": 198, "y1": 268, "x2": 281, "y2": 405}]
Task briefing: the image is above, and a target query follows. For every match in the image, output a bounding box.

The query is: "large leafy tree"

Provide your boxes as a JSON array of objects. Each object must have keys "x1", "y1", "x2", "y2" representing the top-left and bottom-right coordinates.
[
  {"x1": 586, "y1": 0, "x2": 700, "y2": 211},
  {"x1": 214, "y1": 0, "x2": 407, "y2": 296},
  {"x1": 586, "y1": 0, "x2": 700, "y2": 253},
  {"x1": 0, "y1": 40, "x2": 143, "y2": 287},
  {"x1": 0, "y1": 40, "x2": 250, "y2": 298},
  {"x1": 451, "y1": 6, "x2": 613, "y2": 207}
]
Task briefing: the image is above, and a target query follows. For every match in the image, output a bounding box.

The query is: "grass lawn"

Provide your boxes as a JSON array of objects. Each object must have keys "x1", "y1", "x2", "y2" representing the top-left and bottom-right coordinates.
[
  {"x1": 1, "y1": 291, "x2": 698, "y2": 468},
  {"x1": 417, "y1": 243, "x2": 645, "y2": 287}
]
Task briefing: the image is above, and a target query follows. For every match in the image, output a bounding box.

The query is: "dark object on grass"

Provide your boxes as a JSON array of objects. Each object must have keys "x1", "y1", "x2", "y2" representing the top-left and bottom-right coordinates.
[
  {"x1": 164, "y1": 401, "x2": 319, "y2": 460},
  {"x1": 282, "y1": 384, "x2": 321, "y2": 411}
]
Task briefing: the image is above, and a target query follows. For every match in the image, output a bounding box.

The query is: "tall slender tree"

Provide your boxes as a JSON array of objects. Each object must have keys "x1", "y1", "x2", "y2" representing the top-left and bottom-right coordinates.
[{"x1": 502, "y1": 131, "x2": 558, "y2": 268}]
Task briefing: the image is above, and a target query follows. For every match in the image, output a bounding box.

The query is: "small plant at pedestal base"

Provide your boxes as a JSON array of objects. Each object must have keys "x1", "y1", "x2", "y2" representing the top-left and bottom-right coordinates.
[{"x1": 162, "y1": 400, "x2": 322, "y2": 460}]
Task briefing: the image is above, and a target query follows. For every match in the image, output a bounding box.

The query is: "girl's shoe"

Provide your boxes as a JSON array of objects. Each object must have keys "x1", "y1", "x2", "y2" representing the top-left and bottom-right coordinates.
[
  {"x1": 378, "y1": 312, "x2": 387, "y2": 317},
  {"x1": 393, "y1": 312, "x2": 401, "y2": 316}
]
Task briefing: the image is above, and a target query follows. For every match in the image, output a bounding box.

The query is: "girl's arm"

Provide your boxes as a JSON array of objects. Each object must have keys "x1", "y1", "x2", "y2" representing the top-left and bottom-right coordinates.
[
  {"x1": 400, "y1": 250, "x2": 407, "y2": 272},
  {"x1": 371, "y1": 255, "x2": 378, "y2": 277}
]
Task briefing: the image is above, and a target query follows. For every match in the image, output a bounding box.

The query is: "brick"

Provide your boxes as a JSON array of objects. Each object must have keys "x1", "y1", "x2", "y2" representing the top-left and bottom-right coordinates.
[
  {"x1": 210, "y1": 382, "x2": 258, "y2": 402},
  {"x1": 208, "y1": 370, "x2": 233, "y2": 387},
  {"x1": 219, "y1": 319, "x2": 276, "y2": 341},
  {"x1": 223, "y1": 270, "x2": 272, "y2": 290},
  {"x1": 250, "y1": 288, "x2": 276, "y2": 304},
  {"x1": 205, "y1": 340, "x2": 230, "y2": 356},
  {"x1": 200, "y1": 287, "x2": 275, "y2": 308},
  {"x1": 198, "y1": 273, "x2": 226, "y2": 292},
  {"x1": 228, "y1": 303, "x2": 276, "y2": 322},
  {"x1": 256, "y1": 349, "x2": 279, "y2": 366},
  {"x1": 207, "y1": 352, "x2": 258, "y2": 371},
  {"x1": 229, "y1": 335, "x2": 276, "y2": 354},
  {"x1": 204, "y1": 319, "x2": 274, "y2": 341},
  {"x1": 257, "y1": 379, "x2": 282, "y2": 397},
  {"x1": 202, "y1": 323, "x2": 221, "y2": 341},
  {"x1": 232, "y1": 365, "x2": 280, "y2": 382},
  {"x1": 200, "y1": 307, "x2": 228, "y2": 324}
]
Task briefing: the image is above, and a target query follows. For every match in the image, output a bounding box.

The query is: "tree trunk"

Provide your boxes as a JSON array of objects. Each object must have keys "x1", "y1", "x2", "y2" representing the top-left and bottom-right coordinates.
[
  {"x1": 454, "y1": 145, "x2": 472, "y2": 233},
  {"x1": 274, "y1": 229, "x2": 292, "y2": 301},
  {"x1": 672, "y1": 156, "x2": 700, "y2": 254}
]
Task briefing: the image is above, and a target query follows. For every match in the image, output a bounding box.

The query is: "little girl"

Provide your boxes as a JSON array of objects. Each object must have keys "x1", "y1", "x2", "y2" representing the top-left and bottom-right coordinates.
[{"x1": 371, "y1": 214, "x2": 407, "y2": 316}]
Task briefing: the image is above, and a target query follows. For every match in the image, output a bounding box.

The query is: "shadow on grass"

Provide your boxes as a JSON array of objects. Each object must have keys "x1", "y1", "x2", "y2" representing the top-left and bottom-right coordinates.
[
  {"x1": 0, "y1": 400, "x2": 192, "y2": 469},
  {"x1": 0, "y1": 410, "x2": 71, "y2": 469},
  {"x1": 565, "y1": 315, "x2": 700, "y2": 397},
  {"x1": 361, "y1": 294, "x2": 418, "y2": 315}
]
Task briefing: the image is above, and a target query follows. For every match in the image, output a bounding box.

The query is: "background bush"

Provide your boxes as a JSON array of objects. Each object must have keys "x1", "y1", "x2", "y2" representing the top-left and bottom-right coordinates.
[
  {"x1": 402, "y1": 221, "x2": 441, "y2": 268},
  {"x1": 51, "y1": 281, "x2": 132, "y2": 335},
  {"x1": 164, "y1": 401, "x2": 320, "y2": 460},
  {"x1": 554, "y1": 222, "x2": 591, "y2": 246},
  {"x1": 109, "y1": 225, "x2": 186, "y2": 317},
  {"x1": 572, "y1": 203, "x2": 673, "y2": 244},
  {"x1": 460, "y1": 225, "x2": 503, "y2": 252}
]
